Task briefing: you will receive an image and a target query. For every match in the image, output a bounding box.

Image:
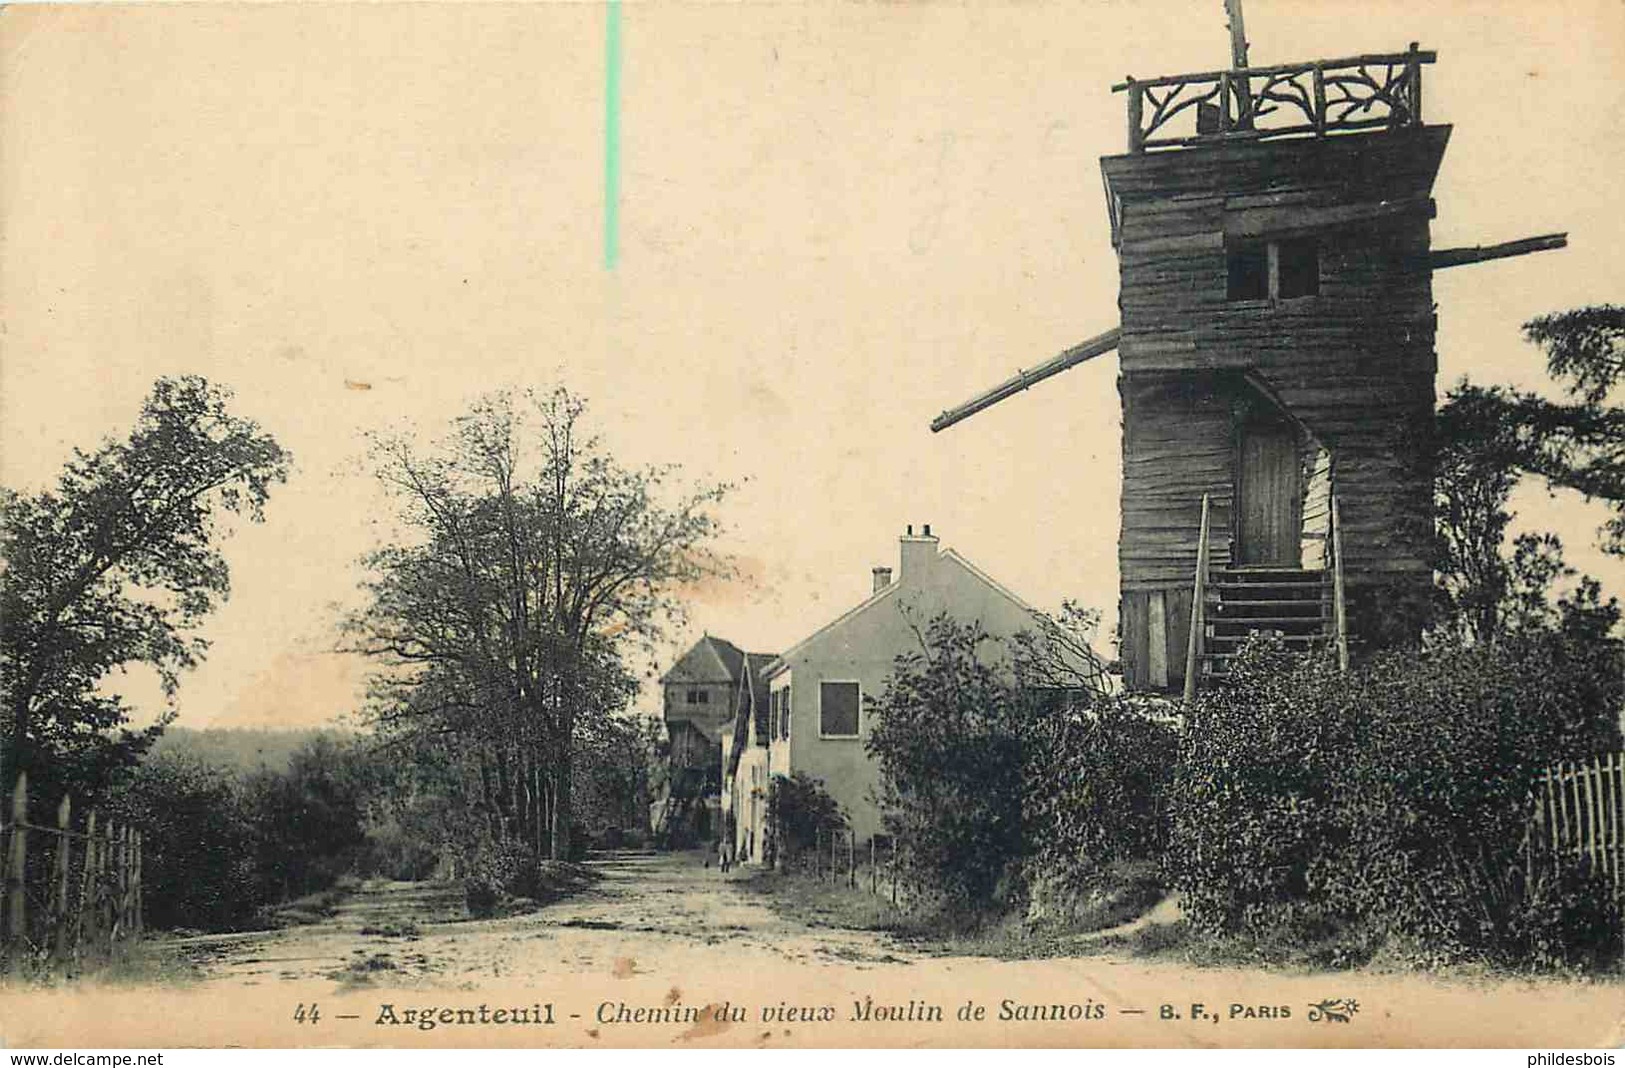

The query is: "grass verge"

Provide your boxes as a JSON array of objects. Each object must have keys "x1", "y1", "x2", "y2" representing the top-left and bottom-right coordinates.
[
  {"x1": 259, "y1": 875, "x2": 363, "y2": 929},
  {"x1": 736, "y1": 862, "x2": 1179, "y2": 961}
]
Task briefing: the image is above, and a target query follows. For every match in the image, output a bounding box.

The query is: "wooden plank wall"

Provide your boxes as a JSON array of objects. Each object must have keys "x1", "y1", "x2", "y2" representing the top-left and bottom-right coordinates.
[
  {"x1": 1105, "y1": 129, "x2": 1449, "y2": 687},
  {"x1": 1120, "y1": 373, "x2": 1236, "y2": 588},
  {"x1": 1121, "y1": 586, "x2": 1197, "y2": 692}
]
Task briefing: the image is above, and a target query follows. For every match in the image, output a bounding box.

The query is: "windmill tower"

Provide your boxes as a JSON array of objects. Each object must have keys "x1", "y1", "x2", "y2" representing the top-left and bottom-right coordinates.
[{"x1": 933, "y1": 4, "x2": 1565, "y2": 695}]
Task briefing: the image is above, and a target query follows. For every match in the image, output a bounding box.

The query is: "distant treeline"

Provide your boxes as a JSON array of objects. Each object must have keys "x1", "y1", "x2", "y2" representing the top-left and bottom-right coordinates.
[
  {"x1": 105, "y1": 733, "x2": 377, "y2": 933},
  {"x1": 149, "y1": 726, "x2": 352, "y2": 776}
]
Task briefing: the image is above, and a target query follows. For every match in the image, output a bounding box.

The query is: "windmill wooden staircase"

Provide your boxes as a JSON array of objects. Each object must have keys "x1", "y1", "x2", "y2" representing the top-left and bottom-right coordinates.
[
  {"x1": 1202, "y1": 567, "x2": 1332, "y2": 679},
  {"x1": 1183, "y1": 494, "x2": 1350, "y2": 701}
]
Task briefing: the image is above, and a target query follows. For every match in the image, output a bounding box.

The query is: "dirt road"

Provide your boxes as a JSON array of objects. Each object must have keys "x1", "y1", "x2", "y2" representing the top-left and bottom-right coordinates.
[
  {"x1": 173, "y1": 850, "x2": 915, "y2": 989},
  {"x1": 12, "y1": 851, "x2": 1619, "y2": 1047}
]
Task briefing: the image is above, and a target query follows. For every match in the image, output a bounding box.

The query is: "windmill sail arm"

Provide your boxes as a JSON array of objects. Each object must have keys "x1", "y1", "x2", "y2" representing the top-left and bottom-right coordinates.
[
  {"x1": 930, "y1": 326, "x2": 1121, "y2": 433},
  {"x1": 1430, "y1": 233, "x2": 1567, "y2": 270}
]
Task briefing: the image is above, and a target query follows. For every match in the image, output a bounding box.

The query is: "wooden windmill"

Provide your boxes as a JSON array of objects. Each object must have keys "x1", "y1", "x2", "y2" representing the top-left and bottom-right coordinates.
[{"x1": 932, "y1": 1, "x2": 1566, "y2": 697}]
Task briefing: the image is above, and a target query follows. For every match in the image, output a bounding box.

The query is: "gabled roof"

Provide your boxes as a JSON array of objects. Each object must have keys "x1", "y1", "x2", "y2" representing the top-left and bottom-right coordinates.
[
  {"x1": 745, "y1": 653, "x2": 774, "y2": 740},
  {"x1": 761, "y1": 542, "x2": 1108, "y2": 688},
  {"x1": 763, "y1": 580, "x2": 901, "y2": 677},
  {"x1": 762, "y1": 542, "x2": 1021, "y2": 673},
  {"x1": 660, "y1": 634, "x2": 747, "y2": 686},
  {"x1": 726, "y1": 652, "x2": 777, "y2": 778},
  {"x1": 941, "y1": 548, "x2": 1037, "y2": 614}
]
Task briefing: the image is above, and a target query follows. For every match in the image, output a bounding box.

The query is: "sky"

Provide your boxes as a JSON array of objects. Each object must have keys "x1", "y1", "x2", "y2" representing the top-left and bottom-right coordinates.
[{"x1": 3, "y1": 1, "x2": 1622, "y2": 731}]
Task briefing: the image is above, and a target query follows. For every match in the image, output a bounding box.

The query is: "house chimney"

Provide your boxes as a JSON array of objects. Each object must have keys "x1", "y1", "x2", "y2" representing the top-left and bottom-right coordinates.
[
  {"x1": 872, "y1": 566, "x2": 893, "y2": 593},
  {"x1": 899, "y1": 523, "x2": 939, "y2": 584}
]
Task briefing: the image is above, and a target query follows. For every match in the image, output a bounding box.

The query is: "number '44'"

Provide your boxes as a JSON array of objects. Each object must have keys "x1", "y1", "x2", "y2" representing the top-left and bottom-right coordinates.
[{"x1": 294, "y1": 1003, "x2": 321, "y2": 1024}]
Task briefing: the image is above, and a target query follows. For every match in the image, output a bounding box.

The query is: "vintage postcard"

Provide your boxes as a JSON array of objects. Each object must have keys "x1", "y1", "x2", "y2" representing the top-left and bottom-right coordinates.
[{"x1": 1, "y1": 0, "x2": 1623, "y2": 1051}]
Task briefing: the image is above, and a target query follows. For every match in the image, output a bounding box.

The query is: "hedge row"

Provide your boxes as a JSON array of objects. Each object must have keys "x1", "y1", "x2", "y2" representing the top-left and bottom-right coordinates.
[{"x1": 1168, "y1": 632, "x2": 1623, "y2": 969}]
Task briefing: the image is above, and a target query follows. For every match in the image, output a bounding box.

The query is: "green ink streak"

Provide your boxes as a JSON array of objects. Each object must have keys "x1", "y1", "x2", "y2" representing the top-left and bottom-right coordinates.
[{"x1": 604, "y1": 0, "x2": 621, "y2": 271}]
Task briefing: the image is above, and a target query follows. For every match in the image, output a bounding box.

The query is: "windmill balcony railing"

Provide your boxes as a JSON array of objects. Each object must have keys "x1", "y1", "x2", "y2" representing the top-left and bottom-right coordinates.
[{"x1": 1113, "y1": 43, "x2": 1434, "y2": 153}]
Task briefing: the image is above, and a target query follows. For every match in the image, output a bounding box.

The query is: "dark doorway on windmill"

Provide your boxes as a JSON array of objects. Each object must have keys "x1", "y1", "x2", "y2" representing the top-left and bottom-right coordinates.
[{"x1": 1235, "y1": 408, "x2": 1303, "y2": 566}]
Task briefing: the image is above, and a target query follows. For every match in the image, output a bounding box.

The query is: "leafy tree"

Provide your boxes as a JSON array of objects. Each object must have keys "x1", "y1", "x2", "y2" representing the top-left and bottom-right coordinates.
[
  {"x1": 245, "y1": 735, "x2": 375, "y2": 901},
  {"x1": 765, "y1": 771, "x2": 845, "y2": 866},
  {"x1": 358, "y1": 730, "x2": 483, "y2": 881},
  {"x1": 1006, "y1": 599, "x2": 1111, "y2": 695},
  {"x1": 348, "y1": 387, "x2": 728, "y2": 861},
  {"x1": 1022, "y1": 695, "x2": 1178, "y2": 914},
  {"x1": 0, "y1": 376, "x2": 289, "y2": 797},
  {"x1": 1433, "y1": 305, "x2": 1623, "y2": 643},
  {"x1": 1524, "y1": 305, "x2": 1625, "y2": 408},
  {"x1": 866, "y1": 614, "x2": 1029, "y2": 912},
  {"x1": 104, "y1": 752, "x2": 261, "y2": 932},
  {"x1": 572, "y1": 713, "x2": 662, "y2": 846},
  {"x1": 107, "y1": 735, "x2": 383, "y2": 930}
]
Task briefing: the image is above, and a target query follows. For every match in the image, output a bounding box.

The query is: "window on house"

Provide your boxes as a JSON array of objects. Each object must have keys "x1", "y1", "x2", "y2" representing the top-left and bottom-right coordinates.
[
  {"x1": 782, "y1": 686, "x2": 791, "y2": 739},
  {"x1": 1227, "y1": 238, "x2": 1319, "y2": 301},
  {"x1": 819, "y1": 681, "x2": 860, "y2": 737}
]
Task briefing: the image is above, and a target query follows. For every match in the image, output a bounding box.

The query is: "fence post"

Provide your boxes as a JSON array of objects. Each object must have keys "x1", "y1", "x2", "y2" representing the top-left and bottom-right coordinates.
[
  {"x1": 1613, "y1": 753, "x2": 1623, "y2": 894},
  {"x1": 51, "y1": 795, "x2": 72, "y2": 962},
  {"x1": 116, "y1": 825, "x2": 133, "y2": 943},
  {"x1": 76, "y1": 810, "x2": 99, "y2": 954},
  {"x1": 5, "y1": 772, "x2": 28, "y2": 956},
  {"x1": 847, "y1": 830, "x2": 855, "y2": 889},
  {"x1": 1554, "y1": 765, "x2": 1571, "y2": 869},
  {"x1": 1331, "y1": 495, "x2": 1349, "y2": 672},
  {"x1": 109, "y1": 824, "x2": 122, "y2": 943},
  {"x1": 1524, "y1": 789, "x2": 1537, "y2": 880},
  {"x1": 869, "y1": 837, "x2": 877, "y2": 896},
  {"x1": 890, "y1": 838, "x2": 898, "y2": 907},
  {"x1": 1592, "y1": 751, "x2": 1605, "y2": 877},
  {"x1": 830, "y1": 827, "x2": 838, "y2": 885},
  {"x1": 132, "y1": 831, "x2": 144, "y2": 938},
  {"x1": 100, "y1": 821, "x2": 116, "y2": 951},
  {"x1": 1545, "y1": 772, "x2": 1561, "y2": 872},
  {"x1": 1563, "y1": 760, "x2": 1579, "y2": 872}
]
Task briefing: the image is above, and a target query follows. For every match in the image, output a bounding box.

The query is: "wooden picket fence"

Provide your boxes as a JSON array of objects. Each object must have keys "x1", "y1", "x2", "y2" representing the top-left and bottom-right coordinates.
[
  {"x1": 805, "y1": 826, "x2": 914, "y2": 907},
  {"x1": 1528, "y1": 752, "x2": 1625, "y2": 899},
  {"x1": 0, "y1": 772, "x2": 144, "y2": 968}
]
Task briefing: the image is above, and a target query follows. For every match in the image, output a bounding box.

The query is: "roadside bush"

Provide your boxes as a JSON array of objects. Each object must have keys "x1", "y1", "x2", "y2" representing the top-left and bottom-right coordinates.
[
  {"x1": 867, "y1": 616, "x2": 1028, "y2": 913},
  {"x1": 461, "y1": 837, "x2": 542, "y2": 918},
  {"x1": 1023, "y1": 694, "x2": 1180, "y2": 923},
  {"x1": 1166, "y1": 637, "x2": 1344, "y2": 940},
  {"x1": 104, "y1": 753, "x2": 261, "y2": 932},
  {"x1": 1169, "y1": 630, "x2": 1623, "y2": 968},
  {"x1": 358, "y1": 812, "x2": 442, "y2": 882},
  {"x1": 244, "y1": 736, "x2": 373, "y2": 902},
  {"x1": 766, "y1": 771, "x2": 844, "y2": 866},
  {"x1": 1506, "y1": 858, "x2": 1622, "y2": 972}
]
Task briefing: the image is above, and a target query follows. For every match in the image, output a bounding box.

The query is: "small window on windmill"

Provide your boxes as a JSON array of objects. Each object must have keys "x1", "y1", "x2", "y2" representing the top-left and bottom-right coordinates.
[
  {"x1": 1227, "y1": 238, "x2": 1319, "y2": 302},
  {"x1": 1227, "y1": 243, "x2": 1269, "y2": 301},
  {"x1": 1276, "y1": 238, "x2": 1320, "y2": 298}
]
